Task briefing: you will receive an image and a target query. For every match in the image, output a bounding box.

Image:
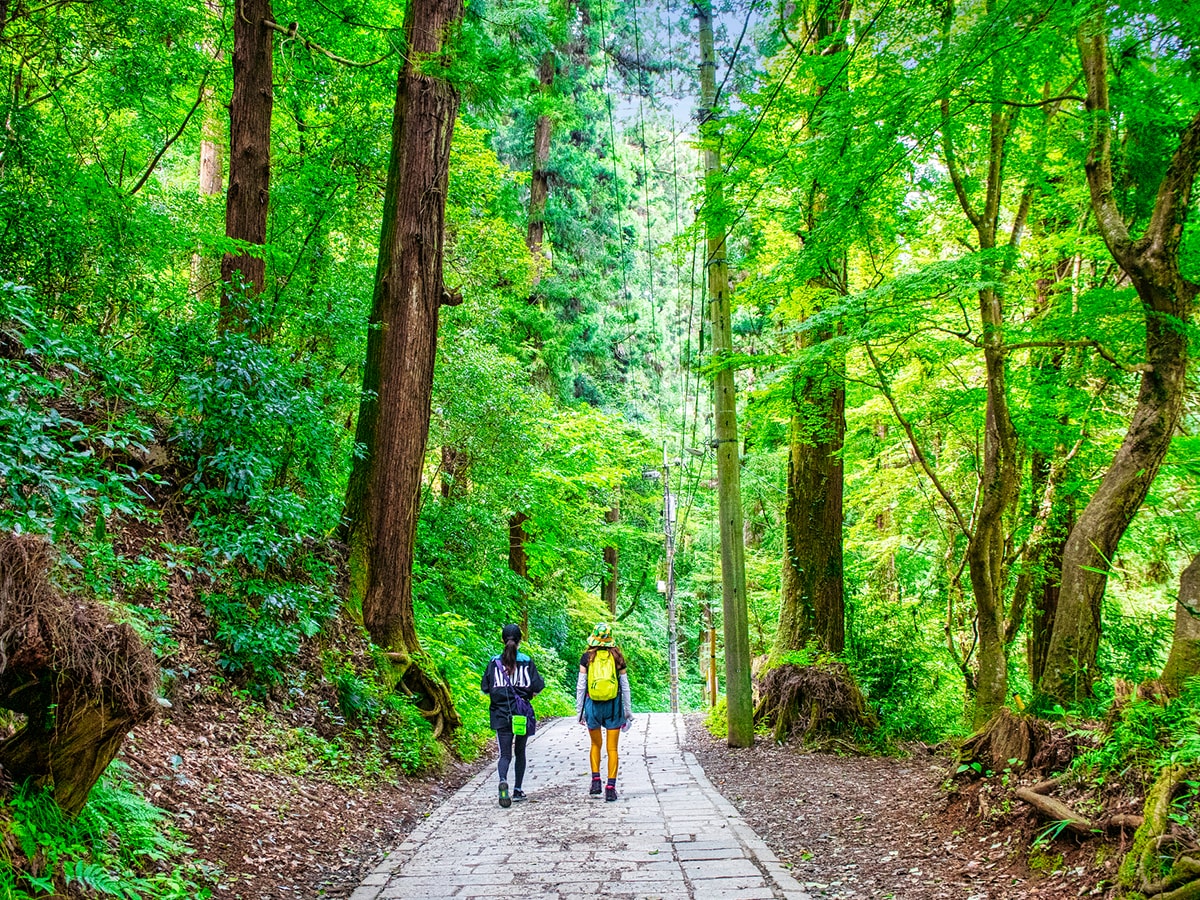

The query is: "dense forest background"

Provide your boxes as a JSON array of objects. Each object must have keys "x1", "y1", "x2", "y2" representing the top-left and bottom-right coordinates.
[{"x1": 0, "y1": 0, "x2": 1197, "y2": 896}]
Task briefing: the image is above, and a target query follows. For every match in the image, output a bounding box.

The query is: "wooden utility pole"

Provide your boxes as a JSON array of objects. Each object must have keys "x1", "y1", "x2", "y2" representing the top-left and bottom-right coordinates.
[
  {"x1": 697, "y1": 0, "x2": 753, "y2": 748},
  {"x1": 662, "y1": 445, "x2": 679, "y2": 715}
]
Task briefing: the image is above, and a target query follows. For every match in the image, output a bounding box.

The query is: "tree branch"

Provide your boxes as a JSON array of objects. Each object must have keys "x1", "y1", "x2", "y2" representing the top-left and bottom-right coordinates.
[
  {"x1": 128, "y1": 75, "x2": 208, "y2": 196},
  {"x1": 1004, "y1": 339, "x2": 1150, "y2": 374},
  {"x1": 941, "y1": 96, "x2": 981, "y2": 231},
  {"x1": 1076, "y1": 14, "x2": 1131, "y2": 265},
  {"x1": 865, "y1": 340, "x2": 969, "y2": 534}
]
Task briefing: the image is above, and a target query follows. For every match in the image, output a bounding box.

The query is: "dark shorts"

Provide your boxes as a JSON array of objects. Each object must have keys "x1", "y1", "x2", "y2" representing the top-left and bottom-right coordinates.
[{"x1": 583, "y1": 695, "x2": 625, "y2": 730}]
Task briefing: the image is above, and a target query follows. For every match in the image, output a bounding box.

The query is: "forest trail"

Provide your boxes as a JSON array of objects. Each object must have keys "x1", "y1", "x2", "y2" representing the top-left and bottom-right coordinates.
[{"x1": 349, "y1": 714, "x2": 810, "y2": 900}]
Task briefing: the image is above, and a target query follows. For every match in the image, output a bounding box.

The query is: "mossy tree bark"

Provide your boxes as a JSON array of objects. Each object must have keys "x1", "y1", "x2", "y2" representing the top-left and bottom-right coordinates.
[
  {"x1": 343, "y1": 0, "x2": 465, "y2": 735},
  {"x1": 1040, "y1": 15, "x2": 1200, "y2": 702},
  {"x1": 1161, "y1": 553, "x2": 1200, "y2": 692},
  {"x1": 774, "y1": 1, "x2": 849, "y2": 661}
]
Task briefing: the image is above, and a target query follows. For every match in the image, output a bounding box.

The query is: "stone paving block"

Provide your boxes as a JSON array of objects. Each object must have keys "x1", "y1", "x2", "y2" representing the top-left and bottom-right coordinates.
[
  {"x1": 687, "y1": 874, "x2": 774, "y2": 891},
  {"x1": 690, "y1": 888, "x2": 777, "y2": 900},
  {"x1": 680, "y1": 857, "x2": 764, "y2": 880},
  {"x1": 675, "y1": 846, "x2": 747, "y2": 861}
]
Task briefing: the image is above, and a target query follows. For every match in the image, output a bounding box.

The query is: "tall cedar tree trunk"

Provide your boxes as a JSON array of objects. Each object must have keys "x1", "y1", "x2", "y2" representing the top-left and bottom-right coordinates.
[
  {"x1": 1161, "y1": 552, "x2": 1200, "y2": 691},
  {"x1": 190, "y1": 5, "x2": 224, "y2": 302},
  {"x1": 343, "y1": 0, "x2": 464, "y2": 733},
  {"x1": 527, "y1": 48, "x2": 555, "y2": 291},
  {"x1": 602, "y1": 502, "x2": 619, "y2": 616},
  {"x1": 775, "y1": 2, "x2": 849, "y2": 659},
  {"x1": 698, "y1": 0, "x2": 753, "y2": 748},
  {"x1": 508, "y1": 512, "x2": 530, "y2": 635},
  {"x1": 220, "y1": 0, "x2": 273, "y2": 329},
  {"x1": 1039, "y1": 20, "x2": 1200, "y2": 701}
]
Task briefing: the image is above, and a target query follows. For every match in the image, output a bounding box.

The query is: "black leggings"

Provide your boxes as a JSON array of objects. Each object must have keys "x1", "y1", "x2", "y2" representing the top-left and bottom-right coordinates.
[{"x1": 496, "y1": 731, "x2": 528, "y2": 787}]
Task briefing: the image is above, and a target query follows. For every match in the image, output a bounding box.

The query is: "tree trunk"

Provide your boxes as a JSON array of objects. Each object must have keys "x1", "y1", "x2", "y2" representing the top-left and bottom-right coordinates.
[
  {"x1": 935, "y1": 0, "x2": 1036, "y2": 727},
  {"x1": 527, "y1": 49, "x2": 555, "y2": 291},
  {"x1": 776, "y1": 376, "x2": 845, "y2": 656},
  {"x1": 440, "y1": 444, "x2": 468, "y2": 498},
  {"x1": 602, "y1": 501, "x2": 618, "y2": 616},
  {"x1": 508, "y1": 512, "x2": 530, "y2": 634},
  {"x1": 220, "y1": 0, "x2": 273, "y2": 329},
  {"x1": 342, "y1": 0, "x2": 464, "y2": 732},
  {"x1": 190, "y1": 6, "x2": 224, "y2": 302},
  {"x1": 698, "y1": 0, "x2": 753, "y2": 748},
  {"x1": 1023, "y1": 440, "x2": 1073, "y2": 688},
  {"x1": 1040, "y1": 19, "x2": 1200, "y2": 702},
  {"x1": 1161, "y1": 552, "x2": 1200, "y2": 692},
  {"x1": 775, "y1": 1, "x2": 851, "y2": 661}
]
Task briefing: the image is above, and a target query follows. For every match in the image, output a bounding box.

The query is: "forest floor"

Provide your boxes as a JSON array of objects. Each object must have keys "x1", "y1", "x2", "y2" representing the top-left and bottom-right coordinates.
[
  {"x1": 685, "y1": 715, "x2": 1121, "y2": 900},
  {"x1": 122, "y1": 706, "x2": 1123, "y2": 899}
]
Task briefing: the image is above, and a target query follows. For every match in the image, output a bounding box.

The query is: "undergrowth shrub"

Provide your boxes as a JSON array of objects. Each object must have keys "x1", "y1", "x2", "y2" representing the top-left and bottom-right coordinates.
[
  {"x1": 1076, "y1": 679, "x2": 1200, "y2": 781},
  {"x1": 0, "y1": 764, "x2": 212, "y2": 899},
  {"x1": 321, "y1": 651, "x2": 446, "y2": 775},
  {"x1": 1096, "y1": 596, "x2": 1174, "y2": 703},
  {"x1": 846, "y1": 589, "x2": 966, "y2": 743},
  {"x1": 206, "y1": 570, "x2": 339, "y2": 689},
  {"x1": 0, "y1": 283, "x2": 155, "y2": 539}
]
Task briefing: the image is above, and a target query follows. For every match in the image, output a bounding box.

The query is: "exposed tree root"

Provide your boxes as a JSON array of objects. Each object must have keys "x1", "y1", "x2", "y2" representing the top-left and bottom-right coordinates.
[
  {"x1": 1014, "y1": 786, "x2": 1094, "y2": 836},
  {"x1": 1119, "y1": 764, "x2": 1200, "y2": 900},
  {"x1": 382, "y1": 649, "x2": 460, "y2": 740},
  {"x1": 753, "y1": 662, "x2": 877, "y2": 744},
  {"x1": 0, "y1": 535, "x2": 159, "y2": 814},
  {"x1": 959, "y1": 708, "x2": 1087, "y2": 776}
]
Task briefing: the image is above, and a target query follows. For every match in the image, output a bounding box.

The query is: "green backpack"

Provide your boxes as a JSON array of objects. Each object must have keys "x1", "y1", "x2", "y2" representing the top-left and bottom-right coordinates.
[{"x1": 588, "y1": 649, "x2": 619, "y2": 701}]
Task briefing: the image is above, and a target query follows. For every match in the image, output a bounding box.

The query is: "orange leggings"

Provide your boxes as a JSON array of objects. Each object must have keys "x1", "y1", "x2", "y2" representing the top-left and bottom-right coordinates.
[{"x1": 589, "y1": 727, "x2": 620, "y2": 780}]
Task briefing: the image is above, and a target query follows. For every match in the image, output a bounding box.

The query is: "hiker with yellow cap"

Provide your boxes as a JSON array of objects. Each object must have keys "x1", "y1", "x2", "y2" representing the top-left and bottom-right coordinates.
[{"x1": 576, "y1": 622, "x2": 632, "y2": 801}]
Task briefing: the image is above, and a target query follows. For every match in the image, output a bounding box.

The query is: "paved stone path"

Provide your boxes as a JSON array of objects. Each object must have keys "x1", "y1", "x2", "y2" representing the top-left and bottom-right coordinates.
[{"x1": 350, "y1": 713, "x2": 809, "y2": 900}]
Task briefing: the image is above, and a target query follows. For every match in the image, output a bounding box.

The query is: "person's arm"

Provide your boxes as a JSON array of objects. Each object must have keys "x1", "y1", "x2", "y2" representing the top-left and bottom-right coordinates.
[
  {"x1": 575, "y1": 665, "x2": 588, "y2": 720},
  {"x1": 481, "y1": 659, "x2": 493, "y2": 695},
  {"x1": 618, "y1": 669, "x2": 632, "y2": 723},
  {"x1": 528, "y1": 660, "x2": 545, "y2": 697}
]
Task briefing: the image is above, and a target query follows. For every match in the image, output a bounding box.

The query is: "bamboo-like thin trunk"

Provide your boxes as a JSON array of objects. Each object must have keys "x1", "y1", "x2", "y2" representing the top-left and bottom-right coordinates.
[{"x1": 698, "y1": 0, "x2": 752, "y2": 748}]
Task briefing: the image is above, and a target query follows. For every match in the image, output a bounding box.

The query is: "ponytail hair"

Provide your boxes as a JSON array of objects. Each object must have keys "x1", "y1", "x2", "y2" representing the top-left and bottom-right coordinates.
[{"x1": 500, "y1": 623, "x2": 521, "y2": 674}]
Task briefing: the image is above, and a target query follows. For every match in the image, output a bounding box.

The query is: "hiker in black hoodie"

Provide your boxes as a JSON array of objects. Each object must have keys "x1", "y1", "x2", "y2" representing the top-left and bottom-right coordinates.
[{"x1": 481, "y1": 623, "x2": 545, "y2": 807}]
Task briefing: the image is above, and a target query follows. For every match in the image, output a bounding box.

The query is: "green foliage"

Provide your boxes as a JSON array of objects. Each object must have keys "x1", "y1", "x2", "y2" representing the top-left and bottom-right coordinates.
[
  {"x1": 206, "y1": 575, "x2": 339, "y2": 688},
  {"x1": 0, "y1": 285, "x2": 155, "y2": 539},
  {"x1": 704, "y1": 696, "x2": 728, "y2": 740},
  {"x1": 1076, "y1": 680, "x2": 1200, "y2": 779},
  {"x1": 0, "y1": 765, "x2": 212, "y2": 899}
]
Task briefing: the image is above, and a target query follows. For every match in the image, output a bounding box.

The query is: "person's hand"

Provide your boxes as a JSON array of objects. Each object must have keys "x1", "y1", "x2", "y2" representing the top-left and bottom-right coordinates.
[{"x1": 621, "y1": 717, "x2": 632, "y2": 732}]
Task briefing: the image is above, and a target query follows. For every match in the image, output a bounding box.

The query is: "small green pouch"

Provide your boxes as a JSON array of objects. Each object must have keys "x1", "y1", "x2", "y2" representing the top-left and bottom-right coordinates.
[{"x1": 512, "y1": 714, "x2": 527, "y2": 736}]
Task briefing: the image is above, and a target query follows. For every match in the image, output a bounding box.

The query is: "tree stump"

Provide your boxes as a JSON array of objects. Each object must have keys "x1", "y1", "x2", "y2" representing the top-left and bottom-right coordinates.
[
  {"x1": 753, "y1": 662, "x2": 876, "y2": 744},
  {"x1": 0, "y1": 536, "x2": 159, "y2": 815}
]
